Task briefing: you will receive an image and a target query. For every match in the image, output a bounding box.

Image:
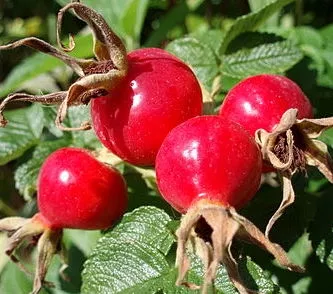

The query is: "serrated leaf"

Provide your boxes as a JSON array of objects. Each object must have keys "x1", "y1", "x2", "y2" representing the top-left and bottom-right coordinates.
[
  {"x1": 219, "y1": 0, "x2": 295, "y2": 54},
  {"x1": 221, "y1": 40, "x2": 303, "y2": 78},
  {"x1": 81, "y1": 206, "x2": 175, "y2": 294},
  {"x1": 0, "y1": 104, "x2": 44, "y2": 165},
  {"x1": 166, "y1": 36, "x2": 220, "y2": 90},
  {"x1": 14, "y1": 138, "x2": 70, "y2": 200},
  {"x1": 309, "y1": 189, "x2": 333, "y2": 271},
  {"x1": 0, "y1": 35, "x2": 93, "y2": 98}
]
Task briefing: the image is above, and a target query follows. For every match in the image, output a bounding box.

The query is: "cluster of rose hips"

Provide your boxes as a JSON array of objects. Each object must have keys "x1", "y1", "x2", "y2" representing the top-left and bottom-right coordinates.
[{"x1": 1, "y1": 2, "x2": 333, "y2": 294}]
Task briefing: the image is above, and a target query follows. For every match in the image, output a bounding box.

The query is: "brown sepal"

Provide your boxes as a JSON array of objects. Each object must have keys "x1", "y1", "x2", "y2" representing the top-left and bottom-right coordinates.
[
  {"x1": 0, "y1": 214, "x2": 65, "y2": 294},
  {"x1": 0, "y1": 1, "x2": 128, "y2": 131},
  {"x1": 255, "y1": 108, "x2": 333, "y2": 237},
  {"x1": 175, "y1": 199, "x2": 303, "y2": 294}
]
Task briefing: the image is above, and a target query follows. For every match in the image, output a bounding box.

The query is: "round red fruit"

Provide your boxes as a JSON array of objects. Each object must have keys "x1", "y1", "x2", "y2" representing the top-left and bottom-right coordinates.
[
  {"x1": 219, "y1": 74, "x2": 313, "y2": 135},
  {"x1": 38, "y1": 147, "x2": 127, "y2": 230},
  {"x1": 91, "y1": 48, "x2": 202, "y2": 166},
  {"x1": 156, "y1": 115, "x2": 262, "y2": 213}
]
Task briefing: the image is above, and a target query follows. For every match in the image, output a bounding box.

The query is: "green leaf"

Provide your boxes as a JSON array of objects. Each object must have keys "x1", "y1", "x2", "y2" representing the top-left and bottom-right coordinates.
[
  {"x1": 0, "y1": 104, "x2": 44, "y2": 165},
  {"x1": 42, "y1": 106, "x2": 65, "y2": 138},
  {"x1": 14, "y1": 138, "x2": 70, "y2": 200},
  {"x1": 188, "y1": 253, "x2": 279, "y2": 294},
  {"x1": 144, "y1": 1, "x2": 190, "y2": 47},
  {"x1": 221, "y1": 40, "x2": 303, "y2": 78},
  {"x1": 0, "y1": 35, "x2": 93, "y2": 98},
  {"x1": 67, "y1": 106, "x2": 100, "y2": 149},
  {"x1": 309, "y1": 189, "x2": 333, "y2": 271},
  {"x1": 294, "y1": 26, "x2": 324, "y2": 49},
  {"x1": 120, "y1": 0, "x2": 149, "y2": 48},
  {"x1": 239, "y1": 257, "x2": 280, "y2": 294},
  {"x1": 166, "y1": 36, "x2": 220, "y2": 90},
  {"x1": 219, "y1": 0, "x2": 295, "y2": 54},
  {"x1": 192, "y1": 30, "x2": 225, "y2": 56},
  {"x1": 43, "y1": 105, "x2": 100, "y2": 149},
  {"x1": 81, "y1": 206, "x2": 175, "y2": 293}
]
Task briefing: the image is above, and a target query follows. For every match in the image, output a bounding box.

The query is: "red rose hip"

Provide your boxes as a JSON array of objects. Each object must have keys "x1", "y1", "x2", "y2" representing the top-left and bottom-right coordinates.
[
  {"x1": 155, "y1": 115, "x2": 302, "y2": 293},
  {"x1": 156, "y1": 115, "x2": 262, "y2": 212},
  {"x1": 219, "y1": 74, "x2": 333, "y2": 236},
  {"x1": 38, "y1": 147, "x2": 127, "y2": 229},
  {"x1": 91, "y1": 48, "x2": 202, "y2": 166},
  {"x1": 0, "y1": 147, "x2": 127, "y2": 294}
]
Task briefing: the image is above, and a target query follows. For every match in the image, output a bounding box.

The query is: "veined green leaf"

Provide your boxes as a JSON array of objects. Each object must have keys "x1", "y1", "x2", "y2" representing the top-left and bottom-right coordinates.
[
  {"x1": 219, "y1": 0, "x2": 295, "y2": 54},
  {"x1": 81, "y1": 206, "x2": 175, "y2": 294},
  {"x1": 166, "y1": 36, "x2": 220, "y2": 91},
  {"x1": 0, "y1": 104, "x2": 44, "y2": 165},
  {"x1": 221, "y1": 40, "x2": 303, "y2": 78}
]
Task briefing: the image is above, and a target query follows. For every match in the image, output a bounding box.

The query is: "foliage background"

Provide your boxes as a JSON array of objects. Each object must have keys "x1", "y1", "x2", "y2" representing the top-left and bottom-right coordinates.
[{"x1": 0, "y1": 0, "x2": 333, "y2": 293}]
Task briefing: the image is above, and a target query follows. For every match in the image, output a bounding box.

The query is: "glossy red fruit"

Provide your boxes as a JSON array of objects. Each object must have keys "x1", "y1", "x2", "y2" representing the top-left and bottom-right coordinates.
[
  {"x1": 154, "y1": 116, "x2": 303, "y2": 293},
  {"x1": 156, "y1": 115, "x2": 262, "y2": 213},
  {"x1": 91, "y1": 48, "x2": 203, "y2": 166},
  {"x1": 219, "y1": 74, "x2": 313, "y2": 136},
  {"x1": 38, "y1": 147, "x2": 127, "y2": 230}
]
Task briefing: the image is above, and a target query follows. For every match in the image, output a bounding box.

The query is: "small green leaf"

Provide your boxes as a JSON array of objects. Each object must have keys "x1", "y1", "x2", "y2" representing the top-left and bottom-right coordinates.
[
  {"x1": 166, "y1": 36, "x2": 220, "y2": 90},
  {"x1": 239, "y1": 257, "x2": 280, "y2": 294},
  {"x1": 219, "y1": 0, "x2": 295, "y2": 54},
  {"x1": 192, "y1": 30, "x2": 225, "y2": 56},
  {"x1": 0, "y1": 104, "x2": 44, "y2": 165},
  {"x1": 81, "y1": 206, "x2": 175, "y2": 293},
  {"x1": 221, "y1": 40, "x2": 303, "y2": 78},
  {"x1": 14, "y1": 138, "x2": 70, "y2": 200}
]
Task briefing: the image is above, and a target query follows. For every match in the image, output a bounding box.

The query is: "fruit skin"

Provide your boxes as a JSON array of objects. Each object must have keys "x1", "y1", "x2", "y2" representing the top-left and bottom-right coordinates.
[
  {"x1": 155, "y1": 115, "x2": 262, "y2": 213},
  {"x1": 91, "y1": 47, "x2": 203, "y2": 166},
  {"x1": 219, "y1": 74, "x2": 313, "y2": 136},
  {"x1": 38, "y1": 147, "x2": 127, "y2": 230}
]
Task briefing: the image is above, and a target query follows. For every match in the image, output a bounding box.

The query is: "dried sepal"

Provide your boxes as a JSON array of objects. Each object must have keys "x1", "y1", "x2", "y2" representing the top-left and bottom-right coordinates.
[
  {"x1": 264, "y1": 176, "x2": 295, "y2": 237},
  {"x1": 255, "y1": 108, "x2": 333, "y2": 237},
  {"x1": 175, "y1": 199, "x2": 303, "y2": 294},
  {"x1": 0, "y1": 92, "x2": 67, "y2": 127},
  {"x1": 0, "y1": 37, "x2": 94, "y2": 77},
  {"x1": 0, "y1": 214, "x2": 65, "y2": 294},
  {"x1": 0, "y1": 1, "x2": 128, "y2": 131},
  {"x1": 57, "y1": 1, "x2": 128, "y2": 68}
]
